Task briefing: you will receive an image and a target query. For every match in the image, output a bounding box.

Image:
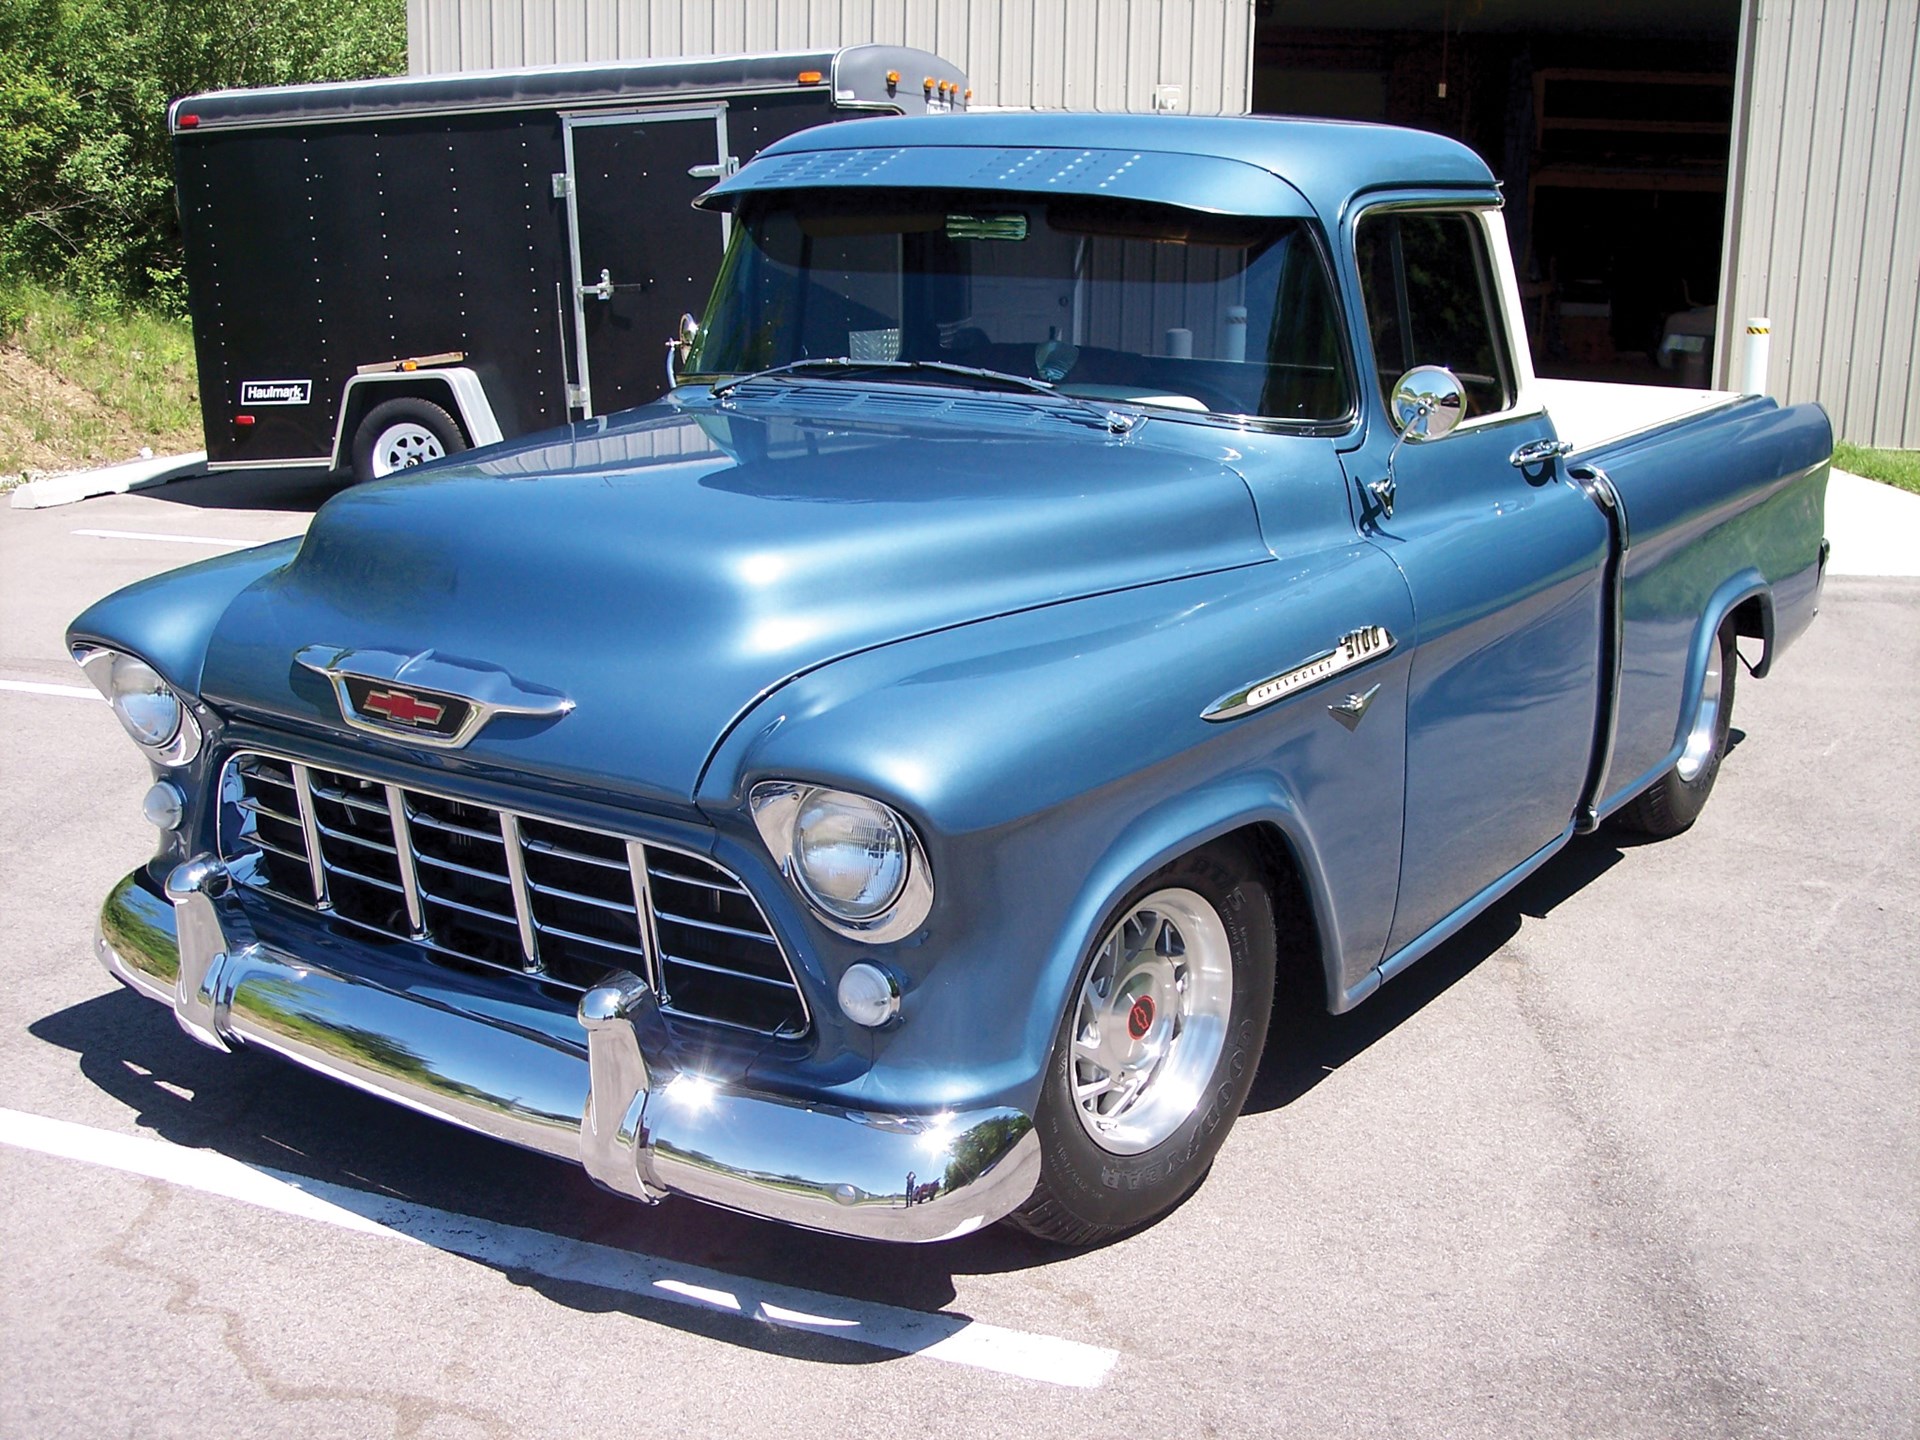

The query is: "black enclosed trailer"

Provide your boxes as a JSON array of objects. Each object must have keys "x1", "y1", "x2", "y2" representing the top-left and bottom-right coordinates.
[{"x1": 169, "y1": 47, "x2": 968, "y2": 481}]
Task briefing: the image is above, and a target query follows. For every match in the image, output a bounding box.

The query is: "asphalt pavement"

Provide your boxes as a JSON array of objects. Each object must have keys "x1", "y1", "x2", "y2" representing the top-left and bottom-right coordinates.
[{"x1": 0, "y1": 466, "x2": 1914, "y2": 1438}]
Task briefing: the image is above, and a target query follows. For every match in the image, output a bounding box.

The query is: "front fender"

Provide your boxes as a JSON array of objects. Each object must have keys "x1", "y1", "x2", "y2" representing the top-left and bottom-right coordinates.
[
  {"x1": 1036, "y1": 773, "x2": 1351, "y2": 1048},
  {"x1": 697, "y1": 547, "x2": 1413, "y2": 1112},
  {"x1": 65, "y1": 537, "x2": 303, "y2": 694}
]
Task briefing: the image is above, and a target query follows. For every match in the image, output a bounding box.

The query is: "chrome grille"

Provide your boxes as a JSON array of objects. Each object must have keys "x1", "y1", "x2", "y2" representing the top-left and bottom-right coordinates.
[{"x1": 221, "y1": 753, "x2": 808, "y2": 1037}]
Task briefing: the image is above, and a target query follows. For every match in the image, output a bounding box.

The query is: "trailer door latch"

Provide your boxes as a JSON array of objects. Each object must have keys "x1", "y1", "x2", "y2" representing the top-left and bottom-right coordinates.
[
  {"x1": 551, "y1": 173, "x2": 574, "y2": 199},
  {"x1": 687, "y1": 156, "x2": 740, "y2": 181},
  {"x1": 579, "y1": 269, "x2": 613, "y2": 302}
]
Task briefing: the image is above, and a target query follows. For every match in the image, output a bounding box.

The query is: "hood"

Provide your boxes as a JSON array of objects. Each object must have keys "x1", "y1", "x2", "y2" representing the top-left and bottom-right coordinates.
[{"x1": 199, "y1": 393, "x2": 1273, "y2": 805}]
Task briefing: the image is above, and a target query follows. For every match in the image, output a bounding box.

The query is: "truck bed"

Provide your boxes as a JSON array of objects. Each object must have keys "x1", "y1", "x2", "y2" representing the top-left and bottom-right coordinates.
[{"x1": 1537, "y1": 376, "x2": 1746, "y2": 456}]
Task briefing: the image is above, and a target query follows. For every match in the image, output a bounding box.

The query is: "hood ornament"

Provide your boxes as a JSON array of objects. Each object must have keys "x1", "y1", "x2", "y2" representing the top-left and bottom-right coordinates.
[{"x1": 295, "y1": 645, "x2": 573, "y2": 749}]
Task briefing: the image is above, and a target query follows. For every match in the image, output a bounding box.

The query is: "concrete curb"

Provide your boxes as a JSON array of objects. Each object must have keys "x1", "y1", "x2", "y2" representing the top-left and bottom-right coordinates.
[
  {"x1": 1826, "y1": 468, "x2": 1920, "y2": 578},
  {"x1": 9, "y1": 450, "x2": 208, "y2": 511}
]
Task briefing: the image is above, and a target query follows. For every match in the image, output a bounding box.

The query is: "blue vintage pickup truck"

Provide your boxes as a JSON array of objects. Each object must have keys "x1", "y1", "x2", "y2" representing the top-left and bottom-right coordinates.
[{"x1": 71, "y1": 113, "x2": 1830, "y2": 1245}]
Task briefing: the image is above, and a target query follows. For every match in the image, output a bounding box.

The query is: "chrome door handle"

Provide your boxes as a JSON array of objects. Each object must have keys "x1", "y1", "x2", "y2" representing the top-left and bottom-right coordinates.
[{"x1": 1510, "y1": 437, "x2": 1573, "y2": 469}]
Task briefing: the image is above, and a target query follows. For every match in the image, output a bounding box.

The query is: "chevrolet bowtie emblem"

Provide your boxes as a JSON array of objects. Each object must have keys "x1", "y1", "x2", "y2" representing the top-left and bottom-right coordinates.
[
  {"x1": 360, "y1": 688, "x2": 447, "y2": 727},
  {"x1": 1328, "y1": 683, "x2": 1382, "y2": 731},
  {"x1": 295, "y1": 644, "x2": 573, "y2": 750}
]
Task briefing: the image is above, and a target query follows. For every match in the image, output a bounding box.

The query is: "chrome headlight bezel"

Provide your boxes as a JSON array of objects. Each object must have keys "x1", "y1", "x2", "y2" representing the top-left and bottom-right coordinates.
[
  {"x1": 749, "y1": 781, "x2": 935, "y2": 943},
  {"x1": 73, "y1": 645, "x2": 204, "y2": 767}
]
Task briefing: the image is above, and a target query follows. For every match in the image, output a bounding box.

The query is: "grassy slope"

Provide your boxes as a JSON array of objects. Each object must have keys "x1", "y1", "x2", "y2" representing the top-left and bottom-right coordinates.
[
  {"x1": 0, "y1": 282, "x2": 202, "y2": 484},
  {"x1": 1833, "y1": 441, "x2": 1920, "y2": 496}
]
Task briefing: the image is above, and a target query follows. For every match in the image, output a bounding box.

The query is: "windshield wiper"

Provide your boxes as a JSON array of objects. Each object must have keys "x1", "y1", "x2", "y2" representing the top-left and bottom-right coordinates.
[{"x1": 708, "y1": 357, "x2": 1140, "y2": 434}]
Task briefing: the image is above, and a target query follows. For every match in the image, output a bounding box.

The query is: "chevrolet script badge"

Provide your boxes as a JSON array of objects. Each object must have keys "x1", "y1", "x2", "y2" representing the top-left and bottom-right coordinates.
[{"x1": 1201, "y1": 626, "x2": 1395, "y2": 722}]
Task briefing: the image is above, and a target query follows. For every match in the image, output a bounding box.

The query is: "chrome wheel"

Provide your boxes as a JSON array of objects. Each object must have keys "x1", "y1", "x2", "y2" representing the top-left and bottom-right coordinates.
[
  {"x1": 1070, "y1": 886, "x2": 1235, "y2": 1155},
  {"x1": 370, "y1": 422, "x2": 445, "y2": 476},
  {"x1": 1675, "y1": 641, "x2": 1725, "y2": 782}
]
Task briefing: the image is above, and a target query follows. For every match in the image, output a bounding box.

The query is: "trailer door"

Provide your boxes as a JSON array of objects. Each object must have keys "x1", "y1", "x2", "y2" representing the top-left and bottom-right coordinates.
[{"x1": 562, "y1": 107, "x2": 732, "y2": 418}]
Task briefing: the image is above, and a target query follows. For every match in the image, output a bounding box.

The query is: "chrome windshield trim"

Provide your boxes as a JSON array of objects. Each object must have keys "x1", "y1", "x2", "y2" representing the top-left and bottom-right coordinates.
[{"x1": 708, "y1": 357, "x2": 1140, "y2": 434}]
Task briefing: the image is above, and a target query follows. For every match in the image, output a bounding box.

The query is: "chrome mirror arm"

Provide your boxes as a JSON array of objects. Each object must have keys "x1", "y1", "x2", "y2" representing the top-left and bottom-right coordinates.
[
  {"x1": 1371, "y1": 412, "x2": 1427, "y2": 519},
  {"x1": 1369, "y1": 365, "x2": 1467, "y2": 522}
]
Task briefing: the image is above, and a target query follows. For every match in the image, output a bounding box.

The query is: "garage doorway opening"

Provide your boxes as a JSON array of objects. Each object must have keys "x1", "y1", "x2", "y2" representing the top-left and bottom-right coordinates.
[{"x1": 1252, "y1": 0, "x2": 1741, "y2": 389}]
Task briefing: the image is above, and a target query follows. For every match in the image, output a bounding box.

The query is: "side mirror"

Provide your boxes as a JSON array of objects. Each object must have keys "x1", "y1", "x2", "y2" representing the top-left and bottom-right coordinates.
[
  {"x1": 1389, "y1": 365, "x2": 1465, "y2": 442},
  {"x1": 1368, "y1": 366, "x2": 1467, "y2": 520},
  {"x1": 665, "y1": 313, "x2": 700, "y2": 386}
]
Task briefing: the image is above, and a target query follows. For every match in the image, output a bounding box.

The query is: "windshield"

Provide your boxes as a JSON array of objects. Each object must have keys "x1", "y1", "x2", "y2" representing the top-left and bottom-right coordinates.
[{"x1": 688, "y1": 192, "x2": 1352, "y2": 425}]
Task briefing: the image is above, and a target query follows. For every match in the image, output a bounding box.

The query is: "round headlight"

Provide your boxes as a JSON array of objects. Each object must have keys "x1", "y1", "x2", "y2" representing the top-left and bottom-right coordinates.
[
  {"x1": 109, "y1": 654, "x2": 182, "y2": 749},
  {"x1": 791, "y1": 789, "x2": 909, "y2": 921}
]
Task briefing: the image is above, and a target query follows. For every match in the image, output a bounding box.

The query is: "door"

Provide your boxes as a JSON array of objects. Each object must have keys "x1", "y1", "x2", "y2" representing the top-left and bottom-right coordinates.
[
  {"x1": 1343, "y1": 206, "x2": 1612, "y2": 955},
  {"x1": 562, "y1": 108, "x2": 732, "y2": 418}
]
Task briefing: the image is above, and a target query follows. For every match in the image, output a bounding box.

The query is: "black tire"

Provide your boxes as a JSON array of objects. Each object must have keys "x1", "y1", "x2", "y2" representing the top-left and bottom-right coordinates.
[
  {"x1": 1009, "y1": 841, "x2": 1276, "y2": 1246},
  {"x1": 350, "y1": 397, "x2": 467, "y2": 484},
  {"x1": 1614, "y1": 622, "x2": 1738, "y2": 837}
]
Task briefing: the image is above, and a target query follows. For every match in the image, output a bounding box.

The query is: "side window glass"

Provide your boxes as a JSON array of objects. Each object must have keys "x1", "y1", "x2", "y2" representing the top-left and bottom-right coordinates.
[{"x1": 1354, "y1": 211, "x2": 1513, "y2": 418}]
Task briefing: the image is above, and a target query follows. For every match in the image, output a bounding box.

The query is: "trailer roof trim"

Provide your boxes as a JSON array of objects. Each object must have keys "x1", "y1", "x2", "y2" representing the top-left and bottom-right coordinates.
[{"x1": 168, "y1": 45, "x2": 964, "y2": 133}]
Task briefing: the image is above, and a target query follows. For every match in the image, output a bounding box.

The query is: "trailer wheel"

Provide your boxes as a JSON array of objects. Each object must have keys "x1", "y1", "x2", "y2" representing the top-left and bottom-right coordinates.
[{"x1": 351, "y1": 398, "x2": 467, "y2": 483}]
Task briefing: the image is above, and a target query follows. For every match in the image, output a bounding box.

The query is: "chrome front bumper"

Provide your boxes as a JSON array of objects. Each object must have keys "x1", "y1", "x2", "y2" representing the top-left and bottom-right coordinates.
[{"x1": 97, "y1": 859, "x2": 1039, "y2": 1243}]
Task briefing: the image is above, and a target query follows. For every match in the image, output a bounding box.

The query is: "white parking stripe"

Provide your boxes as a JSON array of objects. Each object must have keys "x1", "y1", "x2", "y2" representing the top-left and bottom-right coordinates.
[
  {"x1": 0, "y1": 1108, "x2": 1117, "y2": 1389},
  {"x1": 72, "y1": 528, "x2": 252, "y2": 546},
  {"x1": 0, "y1": 678, "x2": 101, "y2": 700}
]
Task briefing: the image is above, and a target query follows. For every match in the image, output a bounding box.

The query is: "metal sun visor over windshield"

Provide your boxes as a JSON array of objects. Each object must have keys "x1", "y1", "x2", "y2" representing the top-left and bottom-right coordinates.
[{"x1": 689, "y1": 157, "x2": 1348, "y2": 426}]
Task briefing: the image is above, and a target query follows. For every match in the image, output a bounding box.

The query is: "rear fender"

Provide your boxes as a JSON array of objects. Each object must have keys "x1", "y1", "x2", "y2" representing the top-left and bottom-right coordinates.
[{"x1": 1598, "y1": 566, "x2": 1767, "y2": 819}]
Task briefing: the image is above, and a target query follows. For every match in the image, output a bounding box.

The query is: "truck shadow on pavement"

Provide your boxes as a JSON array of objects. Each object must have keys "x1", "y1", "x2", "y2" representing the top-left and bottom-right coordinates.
[
  {"x1": 30, "y1": 825, "x2": 1646, "y2": 1363},
  {"x1": 1245, "y1": 827, "x2": 1639, "y2": 1116},
  {"x1": 136, "y1": 467, "x2": 343, "y2": 512}
]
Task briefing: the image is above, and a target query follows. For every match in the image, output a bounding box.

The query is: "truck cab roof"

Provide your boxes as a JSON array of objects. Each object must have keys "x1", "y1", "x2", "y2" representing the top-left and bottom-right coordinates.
[{"x1": 697, "y1": 111, "x2": 1500, "y2": 225}]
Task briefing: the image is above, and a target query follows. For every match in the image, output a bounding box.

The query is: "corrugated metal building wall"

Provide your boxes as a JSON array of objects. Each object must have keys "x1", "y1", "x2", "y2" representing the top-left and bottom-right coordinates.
[
  {"x1": 407, "y1": 0, "x2": 1255, "y2": 115},
  {"x1": 410, "y1": 1, "x2": 1915, "y2": 447},
  {"x1": 1718, "y1": 0, "x2": 1919, "y2": 447}
]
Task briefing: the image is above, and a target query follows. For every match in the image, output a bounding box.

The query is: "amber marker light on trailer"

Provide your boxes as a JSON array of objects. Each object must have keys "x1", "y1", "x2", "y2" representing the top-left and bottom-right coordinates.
[{"x1": 797, "y1": 70, "x2": 823, "y2": 84}]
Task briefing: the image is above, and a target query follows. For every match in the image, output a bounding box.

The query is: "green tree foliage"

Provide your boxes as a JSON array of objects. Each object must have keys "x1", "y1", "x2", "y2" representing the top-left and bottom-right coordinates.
[{"x1": 0, "y1": 0, "x2": 404, "y2": 309}]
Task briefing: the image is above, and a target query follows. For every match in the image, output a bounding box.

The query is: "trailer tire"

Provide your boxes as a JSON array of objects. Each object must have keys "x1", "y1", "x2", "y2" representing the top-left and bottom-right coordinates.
[{"x1": 351, "y1": 398, "x2": 467, "y2": 483}]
